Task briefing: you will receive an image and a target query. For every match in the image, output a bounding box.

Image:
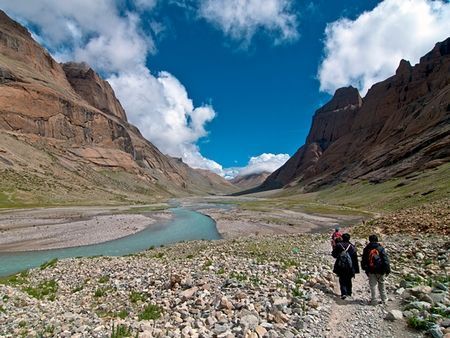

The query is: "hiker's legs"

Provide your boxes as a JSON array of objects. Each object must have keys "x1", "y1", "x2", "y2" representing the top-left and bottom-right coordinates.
[
  {"x1": 347, "y1": 276, "x2": 353, "y2": 296},
  {"x1": 339, "y1": 276, "x2": 347, "y2": 296},
  {"x1": 339, "y1": 275, "x2": 352, "y2": 296},
  {"x1": 377, "y1": 274, "x2": 386, "y2": 302},
  {"x1": 368, "y1": 273, "x2": 378, "y2": 302}
]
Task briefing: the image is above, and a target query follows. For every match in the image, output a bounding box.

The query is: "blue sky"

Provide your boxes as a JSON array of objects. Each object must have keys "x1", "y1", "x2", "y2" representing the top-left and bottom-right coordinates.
[
  {"x1": 1, "y1": 0, "x2": 449, "y2": 177},
  {"x1": 147, "y1": 0, "x2": 380, "y2": 168}
]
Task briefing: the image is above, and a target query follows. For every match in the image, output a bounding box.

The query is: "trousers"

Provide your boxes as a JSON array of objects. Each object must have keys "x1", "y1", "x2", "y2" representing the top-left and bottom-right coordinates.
[
  {"x1": 368, "y1": 273, "x2": 386, "y2": 302},
  {"x1": 339, "y1": 275, "x2": 353, "y2": 296}
]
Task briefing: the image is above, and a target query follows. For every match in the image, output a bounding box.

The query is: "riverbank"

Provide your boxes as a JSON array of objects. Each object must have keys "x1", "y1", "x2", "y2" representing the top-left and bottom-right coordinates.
[
  {"x1": 0, "y1": 206, "x2": 171, "y2": 252},
  {"x1": 1, "y1": 231, "x2": 448, "y2": 338}
]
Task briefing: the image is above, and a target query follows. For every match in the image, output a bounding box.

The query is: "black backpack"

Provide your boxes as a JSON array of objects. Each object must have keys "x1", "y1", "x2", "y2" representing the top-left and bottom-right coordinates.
[{"x1": 335, "y1": 244, "x2": 353, "y2": 273}]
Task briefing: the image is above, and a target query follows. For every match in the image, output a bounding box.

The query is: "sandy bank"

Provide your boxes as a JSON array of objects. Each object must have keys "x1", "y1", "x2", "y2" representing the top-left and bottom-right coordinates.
[
  {"x1": 0, "y1": 206, "x2": 171, "y2": 252},
  {"x1": 199, "y1": 207, "x2": 363, "y2": 239}
]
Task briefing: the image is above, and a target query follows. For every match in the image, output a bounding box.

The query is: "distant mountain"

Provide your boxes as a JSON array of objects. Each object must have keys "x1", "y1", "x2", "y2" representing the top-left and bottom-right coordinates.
[
  {"x1": 257, "y1": 38, "x2": 450, "y2": 193},
  {"x1": 231, "y1": 172, "x2": 271, "y2": 190},
  {"x1": 0, "y1": 10, "x2": 237, "y2": 205}
]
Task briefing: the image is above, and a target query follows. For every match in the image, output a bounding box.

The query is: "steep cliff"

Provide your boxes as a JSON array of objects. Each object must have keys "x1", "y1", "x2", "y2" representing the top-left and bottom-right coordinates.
[
  {"x1": 260, "y1": 38, "x2": 450, "y2": 192},
  {"x1": 0, "y1": 10, "x2": 236, "y2": 205}
]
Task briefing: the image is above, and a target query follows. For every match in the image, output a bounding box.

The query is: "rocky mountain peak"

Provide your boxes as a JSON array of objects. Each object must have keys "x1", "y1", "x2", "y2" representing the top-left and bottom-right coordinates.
[
  {"x1": 317, "y1": 86, "x2": 362, "y2": 114},
  {"x1": 395, "y1": 59, "x2": 412, "y2": 77},
  {"x1": 420, "y1": 37, "x2": 450, "y2": 63}
]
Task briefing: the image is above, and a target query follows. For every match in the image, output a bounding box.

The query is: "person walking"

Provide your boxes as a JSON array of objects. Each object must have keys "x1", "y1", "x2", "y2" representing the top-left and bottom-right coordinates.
[
  {"x1": 331, "y1": 226, "x2": 343, "y2": 249},
  {"x1": 332, "y1": 233, "x2": 359, "y2": 299},
  {"x1": 361, "y1": 234, "x2": 391, "y2": 305}
]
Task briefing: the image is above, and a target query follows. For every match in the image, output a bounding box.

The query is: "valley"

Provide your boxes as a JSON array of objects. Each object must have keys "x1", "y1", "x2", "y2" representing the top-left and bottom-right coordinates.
[{"x1": 0, "y1": 6, "x2": 448, "y2": 338}]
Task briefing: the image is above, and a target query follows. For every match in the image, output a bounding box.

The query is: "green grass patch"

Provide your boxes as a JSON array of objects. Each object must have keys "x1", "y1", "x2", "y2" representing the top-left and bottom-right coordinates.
[
  {"x1": 0, "y1": 273, "x2": 28, "y2": 286},
  {"x1": 24, "y1": 279, "x2": 58, "y2": 301},
  {"x1": 40, "y1": 258, "x2": 58, "y2": 270},
  {"x1": 407, "y1": 316, "x2": 434, "y2": 331},
  {"x1": 138, "y1": 304, "x2": 162, "y2": 321},
  {"x1": 229, "y1": 271, "x2": 248, "y2": 282},
  {"x1": 71, "y1": 285, "x2": 84, "y2": 293},
  {"x1": 98, "y1": 275, "x2": 110, "y2": 283},
  {"x1": 129, "y1": 291, "x2": 147, "y2": 303},
  {"x1": 94, "y1": 288, "x2": 108, "y2": 298},
  {"x1": 246, "y1": 163, "x2": 450, "y2": 214},
  {"x1": 110, "y1": 323, "x2": 138, "y2": 338}
]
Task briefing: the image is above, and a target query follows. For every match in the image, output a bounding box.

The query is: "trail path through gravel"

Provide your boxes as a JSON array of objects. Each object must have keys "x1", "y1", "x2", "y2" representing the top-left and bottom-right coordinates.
[{"x1": 321, "y1": 242, "x2": 423, "y2": 338}]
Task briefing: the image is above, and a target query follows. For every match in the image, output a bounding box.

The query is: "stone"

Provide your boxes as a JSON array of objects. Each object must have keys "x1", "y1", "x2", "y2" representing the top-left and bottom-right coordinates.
[
  {"x1": 429, "y1": 324, "x2": 444, "y2": 338},
  {"x1": 411, "y1": 285, "x2": 433, "y2": 296},
  {"x1": 395, "y1": 287, "x2": 405, "y2": 295},
  {"x1": 384, "y1": 310, "x2": 403, "y2": 321},
  {"x1": 179, "y1": 287, "x2": 198, "y2": 300},
  {"x1": 214, "y1": 324, "x2": 230, "y2": 334},
  {"x1": 220, "y1": 296, "x2": 234, "y2": 310},
  {"x1": 416, "y1": 252, "x2": 425, "y2": 260},
  {"x1": 255, "y1": 326, "x2": 267, "y2": 337},
  {"x1": 240, "y1": 315, "x2": 259, "y2": 330}
]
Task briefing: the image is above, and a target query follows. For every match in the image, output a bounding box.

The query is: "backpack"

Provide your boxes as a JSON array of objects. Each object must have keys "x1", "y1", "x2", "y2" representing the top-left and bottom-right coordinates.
[
  {"x1": 336, "y1": 244, "x2": 353, "y2": 273},
  {"x1": 368, "y1": 247, "x2": 383, "y2": 273}
]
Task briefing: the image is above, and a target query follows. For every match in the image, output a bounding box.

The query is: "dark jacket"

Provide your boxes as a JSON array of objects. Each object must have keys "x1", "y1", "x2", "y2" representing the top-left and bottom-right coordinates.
[
  {"x1": 332, "y1": 242, "x2": 360, "y2": 276},
  {"x1": 361, "y1": 242, "x2": 391, "y2": 275}
]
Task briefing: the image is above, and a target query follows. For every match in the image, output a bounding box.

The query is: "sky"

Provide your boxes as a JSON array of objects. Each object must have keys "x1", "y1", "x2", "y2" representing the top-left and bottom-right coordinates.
[{"x1": 0, "y1": 0, "x2": 449, "y2": 178}]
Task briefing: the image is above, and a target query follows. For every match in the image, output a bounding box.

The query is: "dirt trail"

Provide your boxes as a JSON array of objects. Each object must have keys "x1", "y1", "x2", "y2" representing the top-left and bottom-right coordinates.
[{"x1": 321, "y1": 242, "x2": 422, "y2": 338}]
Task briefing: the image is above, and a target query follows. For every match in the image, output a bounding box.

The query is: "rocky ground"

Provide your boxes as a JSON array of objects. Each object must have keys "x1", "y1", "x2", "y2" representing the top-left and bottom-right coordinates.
[
  {"x1": 0, "y1": 229, "x2": 448, "y2": 338},
  {"x1": 362, "y1": 199, "x2": 450, "y2": 236}
]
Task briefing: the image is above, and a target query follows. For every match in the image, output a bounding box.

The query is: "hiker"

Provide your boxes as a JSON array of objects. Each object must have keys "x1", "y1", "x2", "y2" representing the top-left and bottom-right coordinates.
[
  {"x1": 331, "y1": 226, "x2": 343, "y2": 249},
  {"x1": 332, "y1": 233, "x2": 359, "y2": 299},
  {"x1": 361, "y1": 234, "x2": 391, "y2": 305}
]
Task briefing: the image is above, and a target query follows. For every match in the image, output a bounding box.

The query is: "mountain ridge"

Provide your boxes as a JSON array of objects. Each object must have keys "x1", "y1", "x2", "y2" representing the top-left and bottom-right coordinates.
[
  {"x1": 0, "y1": 10, "x2": 237, "y2": 206},
  {"x1": 253, "y1": 38, "x2": 450, "y2": 193}
]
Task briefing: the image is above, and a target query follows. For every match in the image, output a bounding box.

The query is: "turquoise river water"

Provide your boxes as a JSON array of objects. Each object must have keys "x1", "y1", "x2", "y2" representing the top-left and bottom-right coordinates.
[{"x1": 0, "y1": 207, "x2": 220, "y2": 277}]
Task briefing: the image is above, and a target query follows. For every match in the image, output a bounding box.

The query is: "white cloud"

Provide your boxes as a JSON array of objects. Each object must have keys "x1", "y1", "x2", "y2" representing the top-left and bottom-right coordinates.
[
  {"x1": 108, "y1": 68, "x2": 224, "y2": 173},
  {"x1": 0, "y1": 0, "x2": 224, "y2": 173},
  {"x1": 135, "y1": 0, "x2": 159, "y2": 11},
  {"x1": 224, "y1": 153, "x2": 290, "y2": 179},
  {"x1": 318, "y1": 0, "x2": 450, "y2": 95},
  {"x1": 198, "y1": 0, "x2": 298, "y2": 45}
]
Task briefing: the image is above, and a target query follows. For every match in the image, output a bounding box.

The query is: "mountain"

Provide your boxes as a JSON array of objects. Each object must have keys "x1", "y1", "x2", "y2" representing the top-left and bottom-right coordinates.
[
  {"x1": 231, "y1": 172, "x2": 271, "y2": 190},
  {"x1": 258, "y1": 38, "x2": 450, "y2": 192},
  {"x1": 0, "y1": 10, "x2": 236, "y2": 206}
]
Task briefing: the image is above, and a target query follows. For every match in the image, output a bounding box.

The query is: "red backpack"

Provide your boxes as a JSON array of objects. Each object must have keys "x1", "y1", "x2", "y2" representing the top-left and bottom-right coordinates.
[{"x1": 368, "y1": 247, "x2": 383, "y2": 272}]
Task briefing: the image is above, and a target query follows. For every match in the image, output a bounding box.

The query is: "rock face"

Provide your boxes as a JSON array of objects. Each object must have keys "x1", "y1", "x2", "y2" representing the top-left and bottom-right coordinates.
[
  {"x1": 0, "y1": 10, "x2": 236, "y2": 203},
  {"x1": 261, "y1": 38, "x2": 450, "y2": 191},
  {"x1": 231, "y1": 172, "x2": 271, "y2": 190},
  {"x1": 62, "y1": 62, "x2": 128, "y2": 121}
]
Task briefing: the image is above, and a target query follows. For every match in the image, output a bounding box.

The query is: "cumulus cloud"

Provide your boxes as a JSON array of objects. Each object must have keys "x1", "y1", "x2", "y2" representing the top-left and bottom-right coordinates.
[
  {"x1": 108, "y1": 68, "x2": 224, "y2": 172},
  {"x1": 318, "y1": 0, "x2": 450, "y2": 95},
  {"x1": 0, "y1": 0, "x2": 225, "y2": 173},
  {"x1": 224, "y1": 153, "x2": 290, "y2": 179},
  {"x1": 198, "y1": 0, "x2": 298, "y2": 45}
]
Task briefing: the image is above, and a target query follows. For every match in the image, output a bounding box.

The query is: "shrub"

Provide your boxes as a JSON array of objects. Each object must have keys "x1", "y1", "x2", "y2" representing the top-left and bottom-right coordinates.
[
  {"x1": 407, "y1": 316, "x2": 433, "y2": 331},
  {"x1": 110, "y1": 323, "x2": 138, "y2": 338},
  {"x1": 138, "y1": 304, "x2": 162, "y2": 320},
  {"x1": 130, "y1": 291, "x2": 147, "y2": 303},
  {"x1": 94, "y1": 288, "x2": 107, "y2": 298}
]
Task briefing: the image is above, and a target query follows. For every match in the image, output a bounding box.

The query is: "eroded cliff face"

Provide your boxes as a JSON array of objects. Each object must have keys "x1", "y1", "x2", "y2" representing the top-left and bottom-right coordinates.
[
  {"x1": 0, "y1": 10, "x2": 236, "y2": 203},
  {"x1": 262, "y1": 38, "x2": 450, "y2": 192},
  {"x1": 62, "y1": 62, "x2": 128, "y2": 122}
]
